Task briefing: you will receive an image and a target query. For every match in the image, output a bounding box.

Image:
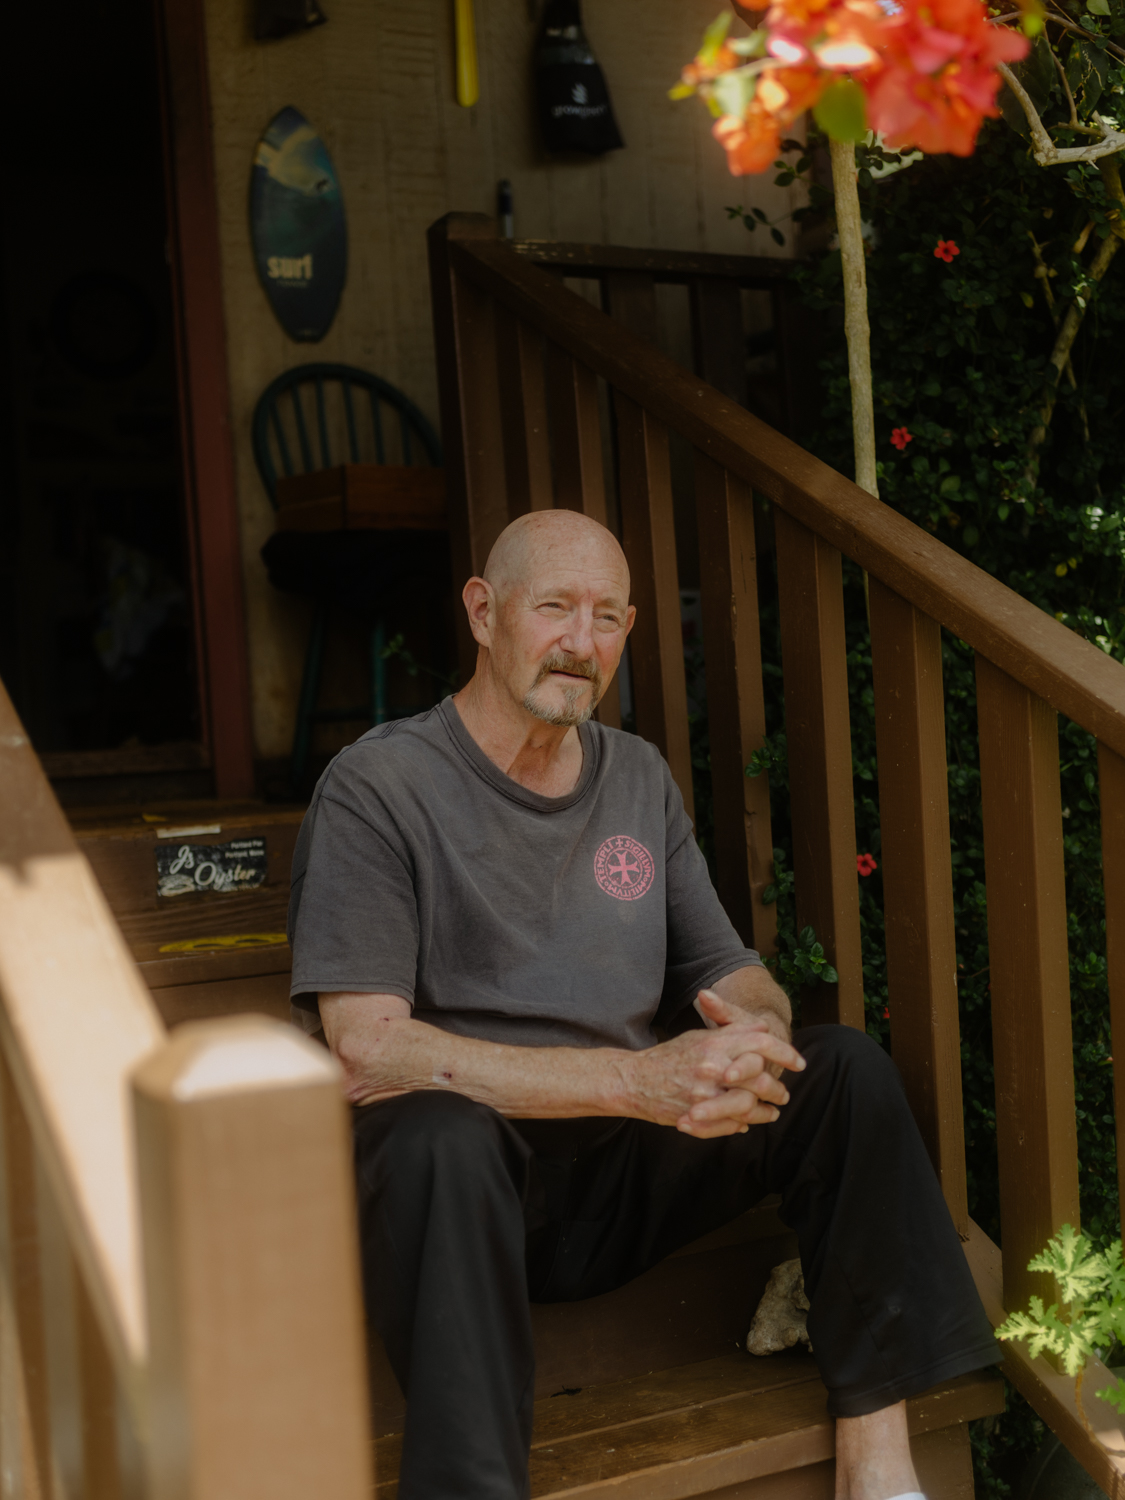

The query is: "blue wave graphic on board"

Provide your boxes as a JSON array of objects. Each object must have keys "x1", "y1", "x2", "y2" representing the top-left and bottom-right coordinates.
[{"x1": 251, "y1": 105, "x2": 347, "y2": 342}]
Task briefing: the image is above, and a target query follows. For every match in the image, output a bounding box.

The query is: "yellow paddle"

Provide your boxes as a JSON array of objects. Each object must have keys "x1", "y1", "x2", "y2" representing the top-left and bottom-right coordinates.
[{"x1": 454, "y1": 0, "x2": 480, "y2": 106}]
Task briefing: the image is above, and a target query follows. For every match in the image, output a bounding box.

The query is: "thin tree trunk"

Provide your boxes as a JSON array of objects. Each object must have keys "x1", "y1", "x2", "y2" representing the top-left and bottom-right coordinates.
[
  {"x1": 1028, "y1": 231, "x2": 1120, "y2": 461},
  {"x1": 830, "y1": 137, "x2": 879, "y2": 499}
]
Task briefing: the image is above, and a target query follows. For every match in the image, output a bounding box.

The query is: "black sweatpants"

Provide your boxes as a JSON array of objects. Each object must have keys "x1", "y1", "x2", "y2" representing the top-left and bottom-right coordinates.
[{"x1": 353, "y1": 1024, "x2": 997, "y2": 1500}]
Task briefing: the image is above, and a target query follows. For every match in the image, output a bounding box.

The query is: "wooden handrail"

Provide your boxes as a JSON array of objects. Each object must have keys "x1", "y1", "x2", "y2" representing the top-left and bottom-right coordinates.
[
  {"x1": 448, "y1": 226, "x2": 1125, "y2": 756},
  {"x1": 0, "y1": 682, "x2": 165, "y2": 1411},
  {"x1": 512, "y1": 240, "x2": 794, "y2": 285},
  {"x1": 0, "y1": 680, "x2": 376, "y2": 1493}
]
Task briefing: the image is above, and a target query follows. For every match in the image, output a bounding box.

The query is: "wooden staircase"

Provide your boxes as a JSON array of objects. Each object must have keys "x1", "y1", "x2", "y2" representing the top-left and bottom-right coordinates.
[
  {"x1": 69, "y1": 799, "x2": 300, "y2": 1027},
  {"x1": 42, "y1": 779, "x2": 1003, "y2": 1498},
  {"x1": 2, "y1": 219, "x2": 1125, "y2": 1497}
]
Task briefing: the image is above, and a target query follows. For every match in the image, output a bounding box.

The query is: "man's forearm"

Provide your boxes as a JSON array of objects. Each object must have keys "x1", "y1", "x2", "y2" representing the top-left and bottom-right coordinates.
[
  {"x1": 320, "y1": 983, "x2": 801, "y2": 1135},
  {"x1": 323, "y1": 996, "x2": 635, "y2": 1116}
]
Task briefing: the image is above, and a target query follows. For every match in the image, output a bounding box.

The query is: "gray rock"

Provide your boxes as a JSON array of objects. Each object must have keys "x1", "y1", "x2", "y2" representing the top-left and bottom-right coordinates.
[
  {"x1": 746, "y1": 1259, "x2": 812, "y2": 1356},
  {"x1": 1018, "y1": 1437, "x2": 1108, "y2": 1500}
]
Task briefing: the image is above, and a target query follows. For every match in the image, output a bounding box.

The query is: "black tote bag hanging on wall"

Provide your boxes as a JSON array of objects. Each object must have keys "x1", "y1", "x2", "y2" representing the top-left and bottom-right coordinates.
[{"x1": 534, "y1": 0, "x2": 624, "y2": 155}]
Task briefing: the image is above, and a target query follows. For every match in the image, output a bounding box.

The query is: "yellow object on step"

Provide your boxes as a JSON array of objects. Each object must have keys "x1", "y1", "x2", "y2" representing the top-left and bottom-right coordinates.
[
  {"x1": 454, "y1": 0, "x2": 479, "y2": 106},
  {"x1": 158, "y1": 933, "x2": 289, "y2": 953}
]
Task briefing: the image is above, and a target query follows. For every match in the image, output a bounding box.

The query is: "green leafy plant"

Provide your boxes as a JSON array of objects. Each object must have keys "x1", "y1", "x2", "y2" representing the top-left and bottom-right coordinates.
[{"x1": 997, "y1": 1225, "x2": 1125, "y2": 1432}]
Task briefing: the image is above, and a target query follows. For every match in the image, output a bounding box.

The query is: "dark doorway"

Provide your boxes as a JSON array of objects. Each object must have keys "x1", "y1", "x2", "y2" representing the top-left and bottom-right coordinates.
[{"x1": 1, "y1": 0, "x2": 199, "y2": 765}]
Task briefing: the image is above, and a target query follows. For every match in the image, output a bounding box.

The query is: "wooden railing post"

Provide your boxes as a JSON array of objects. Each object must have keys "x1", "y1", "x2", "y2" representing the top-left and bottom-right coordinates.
[
  {"x1": 869, "y1": 580, "x2": 967, "y2": 1233},
  {"x1": 774, "y1": 509, "x2": 864, "y2": 1028},
  {"x1": 614, "y1": 397, "x2": 694, "y2": 818},
  {"x1": 689, "y1": 278, "x2": 748, "y2": 407},
  {"x1": 133, "y1": 1016, "x2": 372, "y2": 1500},
  {"x1": 543, "y1": 344, "x2": 621, "y2": 729},
  {"x1": 1098, "y1": 742, "x2": 1125, "y2": 1227},
  {"x1": 599, "y1": 269, "x2": 692, "y2": 806},
  {"x1": 495, "y1": 308, "x2": 552, "y2": 516},
  {"x1": 544, "y1": 344, "x2": 609, "y2": 528},
  {"x1": 976, "y1": 655, "x2": 1079, "y2": 1314},
  {"x1": 695, "y1": 455, "x2": 775, "y2": 956},
  {"x1": 0, "y1": 1050, "x2": 51, "y2": 1500},
  {"x1": 428, "y1": 214, "x2": 509, "y2": 681}
]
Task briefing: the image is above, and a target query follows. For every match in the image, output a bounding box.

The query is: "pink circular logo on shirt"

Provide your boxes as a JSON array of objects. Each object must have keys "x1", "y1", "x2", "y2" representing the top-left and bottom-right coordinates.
[{"x1": 594, "y1": 836, "x2": 655, "y2": 901}]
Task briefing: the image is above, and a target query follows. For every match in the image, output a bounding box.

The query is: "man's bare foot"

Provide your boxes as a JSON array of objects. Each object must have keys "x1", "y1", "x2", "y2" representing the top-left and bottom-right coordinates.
[{"x1": 834, "y1": 1400, "x2": 920, "y2": 1500}]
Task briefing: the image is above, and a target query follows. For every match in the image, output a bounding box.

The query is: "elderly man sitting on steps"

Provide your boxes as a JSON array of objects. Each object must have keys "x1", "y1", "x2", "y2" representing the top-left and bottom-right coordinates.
[{"x1": 288, "y1": 508, "x2": 997, "y2": 1500}]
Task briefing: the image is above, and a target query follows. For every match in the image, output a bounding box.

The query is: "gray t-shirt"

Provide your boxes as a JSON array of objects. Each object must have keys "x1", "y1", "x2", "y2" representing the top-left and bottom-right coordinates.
[{"x1": 289, "y1": 699, "x2": 762, "y2": 1051}]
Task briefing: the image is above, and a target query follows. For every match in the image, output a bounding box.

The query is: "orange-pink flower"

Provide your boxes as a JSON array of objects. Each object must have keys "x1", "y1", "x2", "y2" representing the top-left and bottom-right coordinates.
[
  {"x1": 934, "y1": 237, "x2": 960, "y2": 261},
  {"x1": 890, "y1": 426, "x2": 913, "y2": 450},
  {"x1": 678, "y1": 0, "x2": 1029, "y2": 173},
  {"x1": 860, "y1": 0, "x2": 1029, "y2": 156},
  {"x1": 713, "y1": 65, "x2": 827, "y2": 175}
]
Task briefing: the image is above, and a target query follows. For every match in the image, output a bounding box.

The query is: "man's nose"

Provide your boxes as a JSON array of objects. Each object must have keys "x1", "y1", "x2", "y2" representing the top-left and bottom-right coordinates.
[{"x1": 559, "y1": 608, "x2": 596, "y2": 658}]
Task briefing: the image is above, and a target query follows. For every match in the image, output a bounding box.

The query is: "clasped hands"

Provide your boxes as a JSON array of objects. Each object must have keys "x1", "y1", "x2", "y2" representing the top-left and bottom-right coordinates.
[{"x1": 624, "y1": 989, "x2": 806, "y2": 1139}]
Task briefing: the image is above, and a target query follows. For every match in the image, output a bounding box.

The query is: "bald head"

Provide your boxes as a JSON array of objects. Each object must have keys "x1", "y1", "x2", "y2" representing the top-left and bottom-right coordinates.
[
  {"x1": 461, "y1": 508, "x2": 635, "y2": 731},
  {"x1": 483, "y1": 510, "x2": 630, "y2": 602}
]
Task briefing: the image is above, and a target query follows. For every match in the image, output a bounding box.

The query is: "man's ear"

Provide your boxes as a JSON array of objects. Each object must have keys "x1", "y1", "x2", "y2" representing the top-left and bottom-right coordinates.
[
  {"x1": 462, "y1": 577, "x2": 495, "y2": 648},
  {"x1": 624, "y1": 604, "x2": 637, "y2": 638}
]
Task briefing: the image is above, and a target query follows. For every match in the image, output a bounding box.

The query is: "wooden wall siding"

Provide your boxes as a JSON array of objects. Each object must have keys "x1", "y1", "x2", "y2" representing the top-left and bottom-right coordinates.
[{"x1": 201, "y1": 0, "x2": 801, "y2": 758}]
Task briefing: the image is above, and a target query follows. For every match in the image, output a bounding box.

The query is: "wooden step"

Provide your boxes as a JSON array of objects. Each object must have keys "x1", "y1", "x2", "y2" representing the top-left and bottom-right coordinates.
[
  {"x1": 372, "y1": 1351, "x2": 1002, "y2": 1500},
  {"x1": 69, "y1": 799, "x2": 303, "y2": 1026}
]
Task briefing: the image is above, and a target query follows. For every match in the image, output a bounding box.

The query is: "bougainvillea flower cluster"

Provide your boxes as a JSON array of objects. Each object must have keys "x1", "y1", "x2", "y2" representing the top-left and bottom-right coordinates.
[
  {"x1": 673, "y1": 0, "x2": 1029, "y2": 175},
  {"x1": 864, "y1": 0, "x2": 1029, "y2": 156}
]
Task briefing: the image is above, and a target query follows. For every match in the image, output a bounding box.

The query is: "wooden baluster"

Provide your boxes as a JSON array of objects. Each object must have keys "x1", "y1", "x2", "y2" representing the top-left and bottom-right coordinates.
[
  {"x1": 976, "y1": 655, "x2": 1079, "y2": 1315},
  {"x1": 869, "y1": 580, "x2": 967, "y2": 1233},
  {"x1": 428, "y1": 214, "x2": 510, "y2": 680},
  {"x1": 543, "y1": 342, "x2": 621, "y2": 730},
  {"x1": 36, "y1": 1154, "x2": 131, "y2": 1500},
  {"x1": 0, "y1": 1051, "x2": 51, "y2": 1500},
  {"x1": 695, "y1": 455, "x2": 775, "y2": 956},
  {"x1": 774, "y1": 509, "x2": 864, "y2": 1028},
  {"x1": 545, "y1": 342, "x2": 608, "y2": 527},
  {"x1": 134, "y1": 1017, "x2": 373, "y2": 1500},
  {"x1": 614, "y1": 396, "x2": 693, "y2": 818},
  {"x1": 689, "y1": 277, "x2": 748, "y2": 407},
  {"x1": 1098, "y1": 742, "x2": 1125, "y2": 1229},
  {"x1": 603, "y1": 271, "x2": 657, "y2": 346},
  {"x1": 495, "y1": 307, "x2": 552, "y2": 516},
  {"x1": 598, "y1": 272, "x2": 692, "y2": 808}
]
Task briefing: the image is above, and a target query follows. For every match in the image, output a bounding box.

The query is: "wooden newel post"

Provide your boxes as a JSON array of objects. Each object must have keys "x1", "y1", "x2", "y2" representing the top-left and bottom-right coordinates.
[{"x1": 132, "y1": 1017, "x2": 372, "y2": 1500}]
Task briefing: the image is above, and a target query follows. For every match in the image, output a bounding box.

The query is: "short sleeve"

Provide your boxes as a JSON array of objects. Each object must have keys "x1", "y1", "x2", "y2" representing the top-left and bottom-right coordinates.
[
  {"x1": 288, "y1": 763, "x2": 420, "y2": 1016},
  {"x1": 658, "y1": 764, "x2": 763, "y2": 1025}
]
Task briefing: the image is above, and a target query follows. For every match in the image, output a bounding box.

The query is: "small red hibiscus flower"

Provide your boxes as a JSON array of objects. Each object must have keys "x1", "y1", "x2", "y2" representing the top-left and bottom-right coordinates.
[
  {"x1": 934, "y1": 239, "x2": 960, "y2": 263},
  {"x1": 891, "y1": 427, "x2": 913, "y2": 451},
  {"x1": 883, "y1": 1006, "x2": 890, "y2": 1020},
  {"x1": 857, "y1": 853, "x2": 878, "y2": 877}
]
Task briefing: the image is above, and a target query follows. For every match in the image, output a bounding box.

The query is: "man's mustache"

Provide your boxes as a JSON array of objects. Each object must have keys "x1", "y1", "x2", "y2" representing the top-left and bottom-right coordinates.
[{"x1": 534, "y1": 653, "x2": 602, "y2": 691}]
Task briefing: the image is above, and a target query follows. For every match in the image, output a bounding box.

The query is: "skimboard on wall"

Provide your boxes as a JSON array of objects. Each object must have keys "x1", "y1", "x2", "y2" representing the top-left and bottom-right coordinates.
[{"x1": 250, "y1": 106, "x2": 346, "y2": 342}]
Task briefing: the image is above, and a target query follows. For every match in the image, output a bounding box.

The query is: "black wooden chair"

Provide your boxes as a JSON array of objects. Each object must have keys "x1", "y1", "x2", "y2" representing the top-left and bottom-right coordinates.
[{"x1": 253, "y1": 363, "x2": 449, "y2": 793}]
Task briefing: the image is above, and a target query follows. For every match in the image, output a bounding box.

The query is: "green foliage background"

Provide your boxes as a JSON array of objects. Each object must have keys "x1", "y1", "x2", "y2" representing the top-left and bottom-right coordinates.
[{"x1": 708, "y1": 107, "x2": 1125, "y2": 1494}]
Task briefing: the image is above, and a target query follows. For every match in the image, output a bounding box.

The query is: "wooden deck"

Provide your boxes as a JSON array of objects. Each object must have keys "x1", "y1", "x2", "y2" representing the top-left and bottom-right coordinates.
[{"x1": 373, "y1": 1355, "x2": 1001, "y2": 1500}]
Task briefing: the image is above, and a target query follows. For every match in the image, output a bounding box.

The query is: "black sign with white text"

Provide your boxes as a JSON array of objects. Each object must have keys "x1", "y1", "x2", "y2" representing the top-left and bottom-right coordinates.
[{"x1": 156, "y1": 839, "x2": 268, "y2": 899}]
